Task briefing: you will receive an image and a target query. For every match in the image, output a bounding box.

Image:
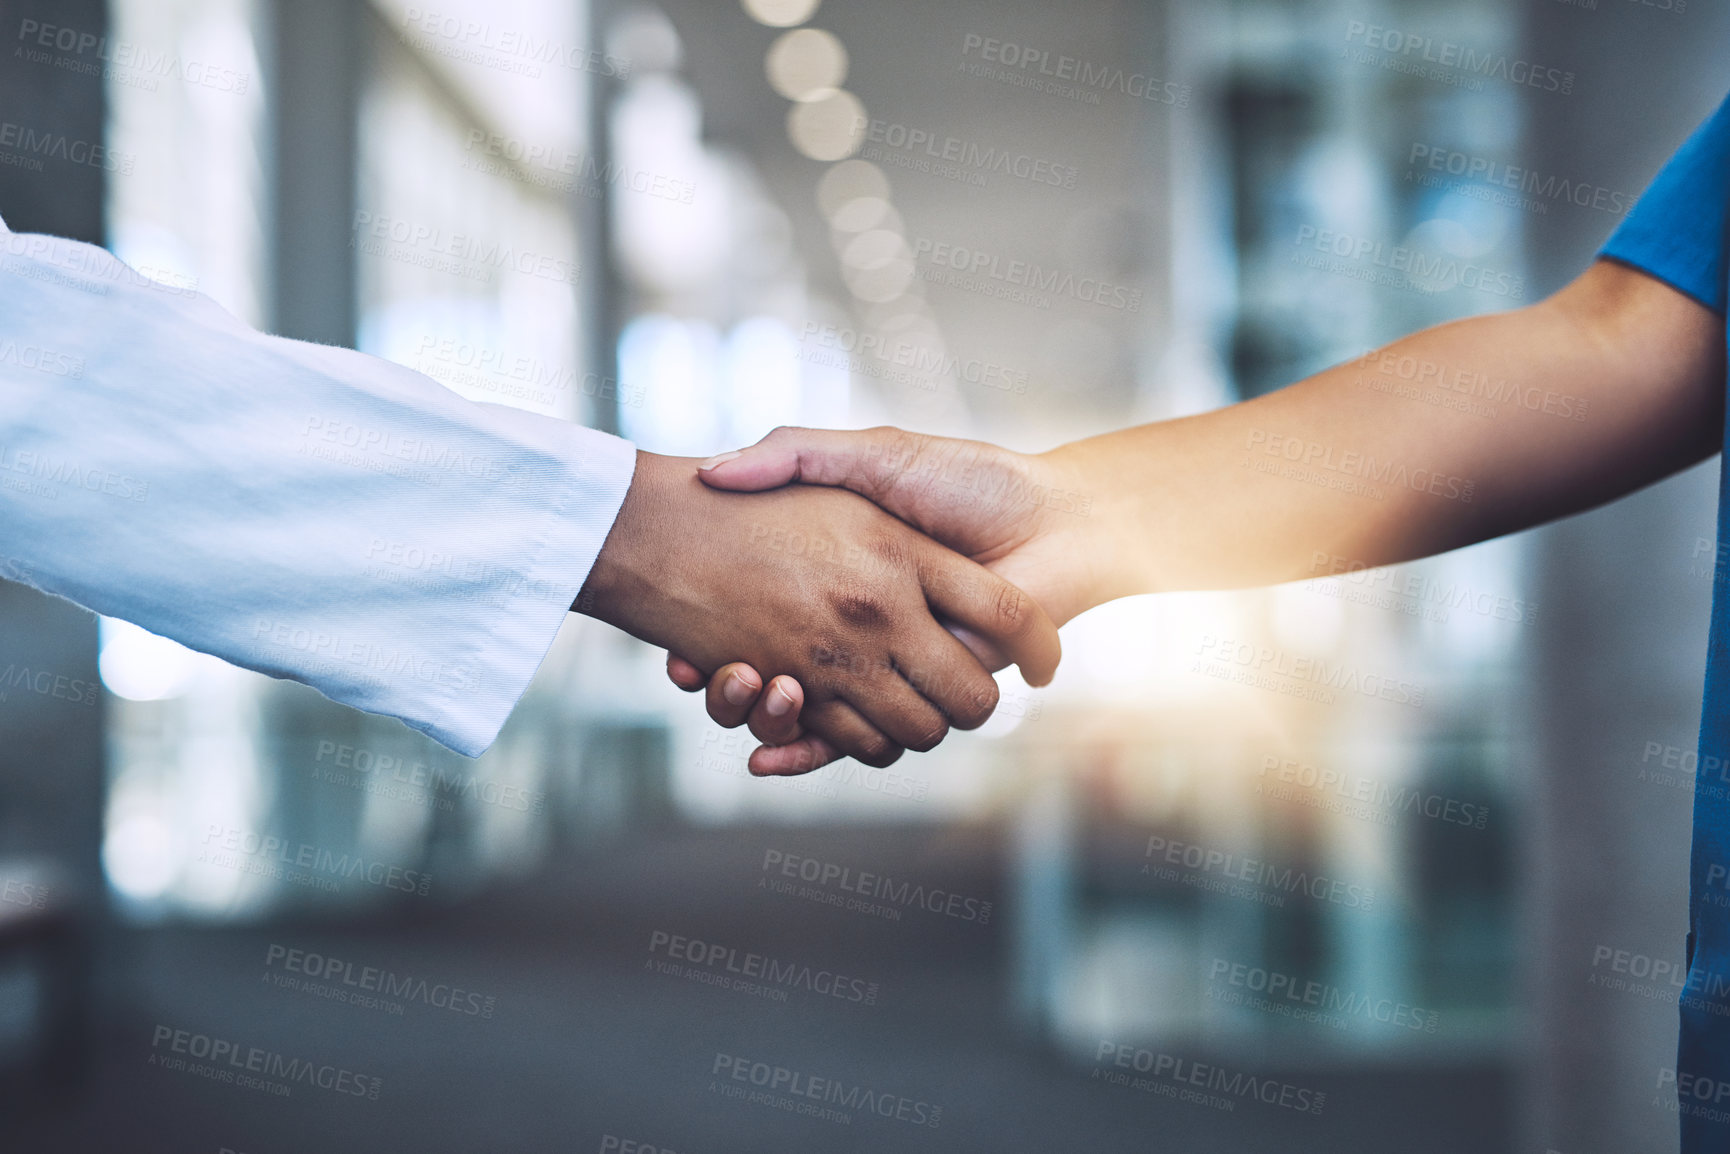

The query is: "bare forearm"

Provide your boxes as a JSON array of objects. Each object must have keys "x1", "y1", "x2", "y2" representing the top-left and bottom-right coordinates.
[{"x1": 1051, "y1": 261, "x2": 1725, "y2": 605}]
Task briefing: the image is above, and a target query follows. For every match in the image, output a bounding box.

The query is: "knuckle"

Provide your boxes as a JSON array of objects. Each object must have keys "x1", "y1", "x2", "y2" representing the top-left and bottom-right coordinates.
[
  {"x1": 994, "y1": 583, "x2": 1030, "y2": 634},
  {"x1": 975, "y1": 675, "x2": 1002, "y2": 717},
  {"x1": 855, "y1": 730, "x2": 895, "y2": 763},
  {"x1": 907, "y1": 719, "x2": 948, "y2": 753},
  {"x1": 830, "y1": 590, "x2": 890, "y2": 630},
  {"x1": 863, "y1": 530, "x2": 910, "y2": 570},
  {"x1": 864, "y1": 744, "x2": 904, "y2": 768},
  {"x1": 863, "y1": 428, "x2": 920, "y2": 493},
  {"x1": 954, "y1": 676, "x2": 999, "y2": 729}
]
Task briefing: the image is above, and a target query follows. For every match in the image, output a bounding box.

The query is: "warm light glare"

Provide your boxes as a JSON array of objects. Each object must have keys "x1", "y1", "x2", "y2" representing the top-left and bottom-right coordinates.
[
  {"x1": 840, "y1": 228, "x2": 915, "y2": 302},
  {"x1": 829, "y1": 195, "x2": 895, "y2": 234},
  {"x1": 817, "y1": 158, "x2": 889, "y2": 217},
  {"x1": 742, "y1": 0, "x2": 821, "y2": 28},
  {"x1": 787, "y1": 89, "x2": 866, "y2": 161},
  {"x1": 764, "y1": 28, "x2": 848, "y2": 101}
]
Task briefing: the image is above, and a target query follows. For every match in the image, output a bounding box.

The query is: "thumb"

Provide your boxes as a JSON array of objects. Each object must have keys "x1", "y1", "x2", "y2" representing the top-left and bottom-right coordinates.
[
  {"x1": 695, "y1": 444, "x2": 800, "y2": 492},
  {"x1": 697, "y1": 426, "x2": 914, "y2": 496}
]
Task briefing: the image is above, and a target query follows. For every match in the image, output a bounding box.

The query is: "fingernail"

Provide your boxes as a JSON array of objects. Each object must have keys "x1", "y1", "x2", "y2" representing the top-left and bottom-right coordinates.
[
  {"x1": 699, "y1": 450, "x2": 742, "y2": 471},
  {"x1": 722, "y1": 674, "x2": 756, "y2": 706},
  {"x1": 764, "y1": 684, "x2": 796, "y2": 717}
]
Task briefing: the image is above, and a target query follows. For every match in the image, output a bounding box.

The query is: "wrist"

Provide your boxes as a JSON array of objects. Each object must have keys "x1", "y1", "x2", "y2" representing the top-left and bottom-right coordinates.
[
  {"x1": 576, "y1": 450, "x2": 681, "y2": 629},
  {"x1": 1037, "y1": 441, "x2": 1130, "y2": 619}
]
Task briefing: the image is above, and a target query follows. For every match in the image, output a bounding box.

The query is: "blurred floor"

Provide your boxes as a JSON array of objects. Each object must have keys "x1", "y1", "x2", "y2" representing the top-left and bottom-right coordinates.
[{"x1": 9, "y1": 825, "x2": 1510, "y2": 1154}]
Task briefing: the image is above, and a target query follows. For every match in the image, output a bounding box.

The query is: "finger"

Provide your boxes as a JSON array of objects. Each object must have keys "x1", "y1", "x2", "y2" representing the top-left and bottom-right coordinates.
[
  {"x1": 745, "y1": 675, "x2": 805, "y2": 746},
  {"x1": 834, "y1": 671, "x2": 950, "y2": 754},
  {"x1": 800, "y1": 698, "x2": 904, "y2": 768},
  {"x1": 918, "y1": 548, "x2": 1062, "y2": 686},
  {"x1": 888, "y1": 618, "x2": 1001, "y2": 732},
  {"x1": 749, "y1": 734, "x2": 843, "y2": 777},
  {"x1": 945, "y1": 624, "x2": 1009, "y2": 673},
  {"x1": 704, "y1": 662, "x2": 764, "y2": 729},
  {"x1": 666, "y1": 653, "x2": 707, "y2": 692}
]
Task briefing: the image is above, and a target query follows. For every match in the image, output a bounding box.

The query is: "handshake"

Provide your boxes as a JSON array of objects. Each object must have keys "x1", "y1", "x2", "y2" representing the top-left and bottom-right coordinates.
[{"x1": 577, "y1": 424, "x2": 1096, "y2": 778}]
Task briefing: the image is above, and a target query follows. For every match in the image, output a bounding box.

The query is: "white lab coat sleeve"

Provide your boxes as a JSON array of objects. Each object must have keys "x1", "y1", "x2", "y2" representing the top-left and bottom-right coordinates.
[{"x1": 0, "y1": 222, "x2": 637, "y2": 758}]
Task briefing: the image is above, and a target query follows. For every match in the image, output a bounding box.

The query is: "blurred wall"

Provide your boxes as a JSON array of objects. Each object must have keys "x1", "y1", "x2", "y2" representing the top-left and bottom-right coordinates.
[
  {"x1": 268, "y1": 0, "x2": 361, "y2": 345},
  {"x1": 0, "y1": 0, "x2": 107, "y2": 895},
  {"x1": 1520, "y1": 4, "x2": 1730, "y2": 1149}
]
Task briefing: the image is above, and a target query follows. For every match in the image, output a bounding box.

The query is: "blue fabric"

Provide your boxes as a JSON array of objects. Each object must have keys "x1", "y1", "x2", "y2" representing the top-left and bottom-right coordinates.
[
  {"x1": 1603, "y1": 92, "x2": 1730, "y2": 1151},
  {"x1": 1602, "y1": 96, "x2": 1730, "y2": 315}
]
